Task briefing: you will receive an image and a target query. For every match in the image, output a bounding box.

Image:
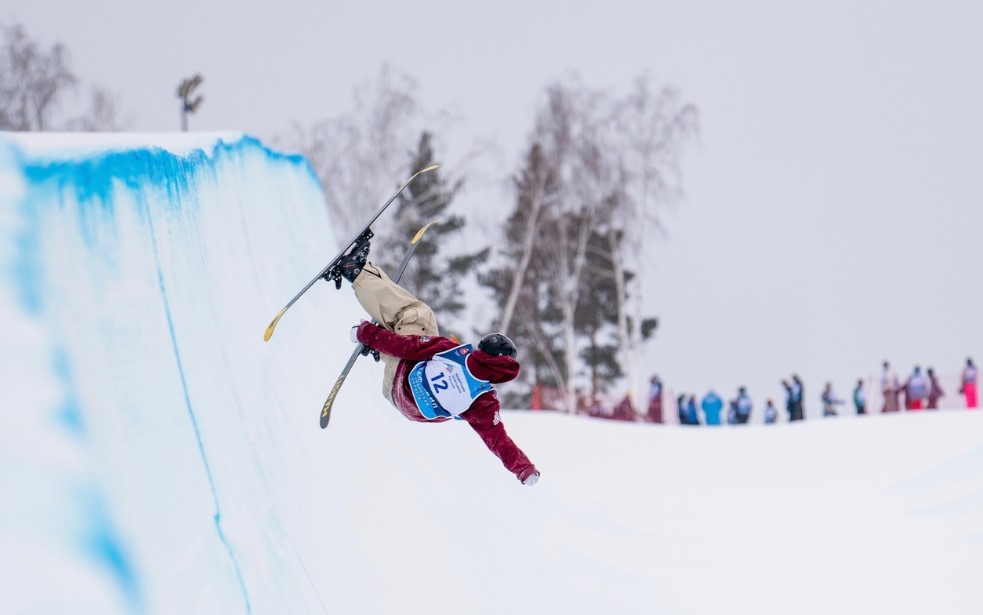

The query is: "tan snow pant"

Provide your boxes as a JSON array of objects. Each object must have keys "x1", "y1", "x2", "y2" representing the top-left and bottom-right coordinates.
[{"x1": 352, "y1": 263, "x2": 439, "y2": 402}]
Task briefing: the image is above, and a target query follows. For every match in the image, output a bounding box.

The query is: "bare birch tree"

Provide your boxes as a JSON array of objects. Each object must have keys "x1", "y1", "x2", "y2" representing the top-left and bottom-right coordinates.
[
  {"x1": 0, "y1": 22, "x2": 128, "y2": 132},
  {"x1": 0, "y1": 22, "x2": 76, "y2": 130},
  {"x1": 478, "y1": 143, "x2": 560, "y2": 406},
  {"x1": 285, "y1": 65, "x2": 422, "y2": 243},
  {"x1": 65, "y1": 85, "x2": 131, "y2": 131},
  {"x1": 484, "y1": 72, "x2": 697, "y2": 412},
  {"x1": 606, "y1": 75, "x2": 699, "y2": 402},
  {"x1": 522, "y1": 78, "x2": 613, "y2": 411}
]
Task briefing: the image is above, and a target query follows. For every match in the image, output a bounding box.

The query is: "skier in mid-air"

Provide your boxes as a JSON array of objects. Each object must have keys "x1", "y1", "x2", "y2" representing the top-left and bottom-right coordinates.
[{"x1": 327, "y1": 237, "x2": 541, "y2": 485}]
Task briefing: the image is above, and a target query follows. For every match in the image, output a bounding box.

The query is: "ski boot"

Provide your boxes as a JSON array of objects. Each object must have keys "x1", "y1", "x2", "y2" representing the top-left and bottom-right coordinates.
[
  {"x1": 323, "y1": 229, "x2": 372, "y2": 289},
  {"x1": 360, "y1": 344, "x2": 381, "y2": 362}
]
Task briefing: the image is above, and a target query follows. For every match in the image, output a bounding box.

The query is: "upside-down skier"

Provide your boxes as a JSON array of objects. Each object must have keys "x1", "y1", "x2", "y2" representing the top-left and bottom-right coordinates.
[{"x1": 326, "y1": 237, "x2": 541, "y2": 485}]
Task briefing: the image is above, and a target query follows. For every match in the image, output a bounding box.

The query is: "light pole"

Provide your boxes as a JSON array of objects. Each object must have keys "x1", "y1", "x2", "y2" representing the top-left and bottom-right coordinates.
[{"x1": 176, "y1": 74, "x2": 204, "y2": 132}]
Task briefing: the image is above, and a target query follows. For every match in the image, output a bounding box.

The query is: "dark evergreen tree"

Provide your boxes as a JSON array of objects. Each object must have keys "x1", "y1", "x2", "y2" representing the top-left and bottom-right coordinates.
[
  {"x1": 382, "y1": 131, "x2": 486, "y2": 338},
  {"x1": 577, "y1": 227, "x2": 623, "y2": 396}
]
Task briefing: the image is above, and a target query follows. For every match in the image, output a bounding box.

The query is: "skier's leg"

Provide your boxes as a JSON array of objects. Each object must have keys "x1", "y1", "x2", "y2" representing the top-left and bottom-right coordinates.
[
  {"x1": 351, "y1": 263, "x2": 439, "y2": 336},
  {"x1": 351, "y1": 263, "x2": 439, "y2": 405}
]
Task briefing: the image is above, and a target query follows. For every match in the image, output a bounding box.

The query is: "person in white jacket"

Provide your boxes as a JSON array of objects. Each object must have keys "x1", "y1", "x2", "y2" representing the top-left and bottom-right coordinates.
[{"x1": 821, "y1": 383, "x2": 844, "y2": 417}]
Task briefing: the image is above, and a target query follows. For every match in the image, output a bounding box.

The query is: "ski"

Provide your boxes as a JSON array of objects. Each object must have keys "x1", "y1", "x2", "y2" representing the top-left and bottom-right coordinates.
[
  {"x1": 320, "y1": 218, "x2": 439, "y2": 429},
  {"x1": 263, "y1": 164, "x2": 439, "y2": 342}
]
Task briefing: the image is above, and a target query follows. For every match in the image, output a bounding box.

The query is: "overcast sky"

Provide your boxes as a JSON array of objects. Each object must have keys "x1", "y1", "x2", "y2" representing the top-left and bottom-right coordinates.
[{"x1": 6, "y1": 0, "x2": 983, "y2": 417}]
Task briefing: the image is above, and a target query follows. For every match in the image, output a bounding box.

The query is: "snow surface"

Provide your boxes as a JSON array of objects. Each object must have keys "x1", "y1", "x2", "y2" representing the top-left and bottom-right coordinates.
[{"x1": 2, "y1": 132, "x2": 981, "y2": 615}]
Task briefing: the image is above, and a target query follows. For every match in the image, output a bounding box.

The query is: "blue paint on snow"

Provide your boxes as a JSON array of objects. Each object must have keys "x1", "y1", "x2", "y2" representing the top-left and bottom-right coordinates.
[
  {"x1": 143, "y1": 194, "x2": 254, "y2": 614},
  {"x1": 14, "y1": 136, "x2": 321, "y2": 285},
  {"x1": 20, "y1": 135, "x2": 319, "y2": 220},
  {"x1": 50, "y1": 338, "x2": 141, "y2": 611},
  {"x1": 12, "y1": 193, "x2": 43, "y2": 315},
  {"x1": 79, "y1": 489, "x2": 143, "y2": 612},
  {"x1": 4, "y1": 134, "x2": 314, "y2": 613},
  {"x1": 52, "y1": 349, "x2": 85, "y2": 435}
]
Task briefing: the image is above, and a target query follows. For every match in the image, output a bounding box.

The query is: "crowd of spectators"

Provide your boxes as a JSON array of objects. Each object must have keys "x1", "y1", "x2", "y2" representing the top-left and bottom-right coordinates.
[
  {"x1": 642, "y1": 357, "x2": 978, "y2": 426},
  {"x1": 537, "y1": 357, "x2": 978, "y2": 424}
]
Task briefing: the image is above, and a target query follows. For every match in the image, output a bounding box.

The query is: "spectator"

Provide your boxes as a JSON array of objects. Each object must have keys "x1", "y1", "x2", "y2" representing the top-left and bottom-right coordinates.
[
  {"x1": 961, "y1": 358, "x2": 978, "y2": 409},
  {"x1": 764, "y1": 399, "x2": 778, "y2": 424},
  {"x1": 791, "y1": 374, "x2": 805, "y2": 421},
  {"x1": 647, "y1": 375, "x2": 664, "y2": 423},
  {"x1": 881, "y1": 361, "x2": 901, "y2": 413},
  {"x1": 926, "y1": 368, "x2": 944, "y2": 410},
  {"x1": 612, "y1": 395, "x2": 636, "y2": 421},
  {"x1": 686, "y1": 395, "x2": 701, "y2": 426},
  {"x1": 902, "y1": 366, "x2": 929, "y2": 411},
  {"x1": 853, "y1": 379, "x2": 866, "y2": 415},
  {"x1": 588, "y1": 394, "x2": 607, "y2": 418},
  {"x1": 781, "y1": 380, "x2": 795, "y2": 422},
  {"x1": 727, "y1": 400, "x2": 738, "y2": 425},
  {"x1": 575, "y1": 387, "x2": 590, "y2": 415},
  {"x1": 821, "y1": 382, "x2": 844, "y2": 417},
  {"x1": 701, "y1": 390, "x2": 723, "y2": 426},
  {"x1": 676, "y1": 394, "x2": 688, "y2": 424},
  {"x1": 734, "y1": 386, "x2": 752, "y2": 424}
]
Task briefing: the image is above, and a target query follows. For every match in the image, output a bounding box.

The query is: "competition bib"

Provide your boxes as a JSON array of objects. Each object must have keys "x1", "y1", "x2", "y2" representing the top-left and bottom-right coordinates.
[{"x1": 408, "y1": 344, "x2": 494, "y2": 420}]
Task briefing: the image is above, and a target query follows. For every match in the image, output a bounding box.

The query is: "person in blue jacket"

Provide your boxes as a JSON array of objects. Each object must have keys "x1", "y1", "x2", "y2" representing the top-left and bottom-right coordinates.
[
  {"x1": 781, "y1": 380, "x2": 795, "y2": 421},
  {"x1": 686, "y1": 395, "x2": 700, "y2": 426},
  {"x1": 676, "y1": 393, "x2": 689, "y2": 425},
  {"x1": 764, "y1": 399, "x2": 778, "y2": 424},
  {"x1": 786, "y1": 375, "x2": 805, "y2": 421},
  {"x1": 701, "y1": 390, "x2": 723, "y2": 426},
  {"x1": 734, "y1": 386, "x2": 753, "y2": 424}
]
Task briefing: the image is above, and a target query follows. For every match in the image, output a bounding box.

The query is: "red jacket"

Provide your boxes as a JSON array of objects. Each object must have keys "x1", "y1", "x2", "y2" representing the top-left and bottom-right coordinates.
[{"x1": 357, "y1": 322, "x2": 539, "y2": 483}]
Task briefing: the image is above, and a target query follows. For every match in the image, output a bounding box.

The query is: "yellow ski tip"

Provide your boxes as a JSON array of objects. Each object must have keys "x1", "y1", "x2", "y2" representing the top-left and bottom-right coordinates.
[
  {"x1": 321, "y1": 377, "x2": 346, "y2": 428},
  {"x1": 264, "y1": 307, "x2": 287, "y2": 341},
  {"x1": 419, "y1": 164, "x2": 439, "y2": 174},
  {"x1": 412, "y1": 218, "x2": 441, "y2": 244}
]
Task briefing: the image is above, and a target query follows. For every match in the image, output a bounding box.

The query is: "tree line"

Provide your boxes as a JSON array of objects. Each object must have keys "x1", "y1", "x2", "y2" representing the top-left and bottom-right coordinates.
[
  {"x1": 291, "y1": 68, "x2": 698, "y2": 409},
  {"x1": 0, "y1": 22, "x2": 126, "y2": 131},
  {"x1": 2, "y1": 22, "x2": 699, "y2": 410}
]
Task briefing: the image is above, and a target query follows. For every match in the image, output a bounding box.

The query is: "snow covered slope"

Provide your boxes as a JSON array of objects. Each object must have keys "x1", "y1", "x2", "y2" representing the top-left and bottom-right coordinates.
[{"x1": 2, "y1": 133, "x2": 981, "y2": 615}]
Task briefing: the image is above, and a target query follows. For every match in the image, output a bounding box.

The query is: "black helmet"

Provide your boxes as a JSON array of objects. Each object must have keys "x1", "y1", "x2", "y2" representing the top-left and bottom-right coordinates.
[{"x1": 478, "y1": 333, "x2": 518, "y2": 359}]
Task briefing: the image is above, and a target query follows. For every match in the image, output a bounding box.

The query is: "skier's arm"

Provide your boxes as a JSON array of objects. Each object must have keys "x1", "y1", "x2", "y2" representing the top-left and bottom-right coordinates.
[
  {"x1": 356, "y1": 321, "x2": 456, "y2": 361},
  {"x1": 463, "y1": 395, "x2": 539, "y2": 484}
]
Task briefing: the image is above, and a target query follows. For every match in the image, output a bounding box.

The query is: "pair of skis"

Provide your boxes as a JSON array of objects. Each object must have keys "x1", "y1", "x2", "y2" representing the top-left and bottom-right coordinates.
[
  {"x1": 263, "y1": 164, "x2": 440, "y2": 428},
  {"x1": 319, "y1": 218, "x2": 437, "y2": 428}
]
